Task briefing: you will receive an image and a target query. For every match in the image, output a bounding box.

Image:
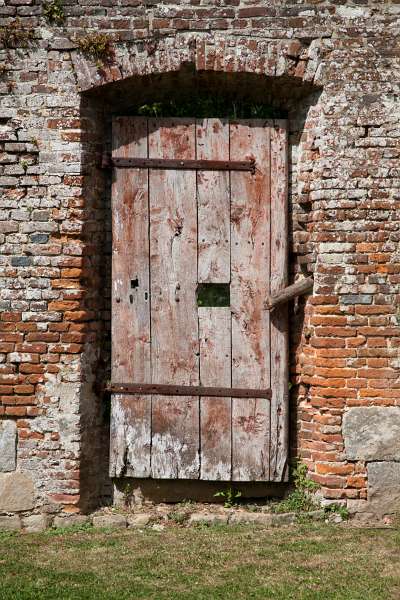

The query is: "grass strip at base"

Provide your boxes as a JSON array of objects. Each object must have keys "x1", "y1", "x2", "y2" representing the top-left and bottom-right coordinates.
[{"x1": 0, "y1": 522, "x2": 399, "y2": 600}]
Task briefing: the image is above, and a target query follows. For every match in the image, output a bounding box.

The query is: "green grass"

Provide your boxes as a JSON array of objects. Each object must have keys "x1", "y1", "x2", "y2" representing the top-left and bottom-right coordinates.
[{"x1": 0, "y1": 523, "x2": 399, "y2": 599}]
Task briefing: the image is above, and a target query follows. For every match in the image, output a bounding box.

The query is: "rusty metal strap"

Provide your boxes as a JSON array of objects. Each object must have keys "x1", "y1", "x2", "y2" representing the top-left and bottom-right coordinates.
[
  {"x1": 107, "y1": 382, "x2": 271, "y2": 399},
  {"x1": 102, "y1": 154, "x2": 256, "y2": 174}
]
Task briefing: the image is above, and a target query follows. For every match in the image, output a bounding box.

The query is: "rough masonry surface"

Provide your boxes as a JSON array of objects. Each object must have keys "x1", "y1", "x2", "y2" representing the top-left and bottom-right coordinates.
[
  {"x1": 0, "y1": 0, "x2": 400, "y2": 520},
  {"x1": 343, "y1": 407, "x2": 400, "y2": 462},
  {"x1": 0, "y1": 472, "x2": 34, "y2": 513},
  {"x1": 0, "y1": 420, "x2": 17, "y2": 472}
]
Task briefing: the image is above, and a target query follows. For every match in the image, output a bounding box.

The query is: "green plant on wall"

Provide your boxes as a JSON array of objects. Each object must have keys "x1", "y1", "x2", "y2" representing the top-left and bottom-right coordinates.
[
  {"x1": 0, "y1": 18, "x2": 34, "y2": 48},
  {"x1": 76, "y1": 32, "x2": 113, "y2": 67},
  {"x1": 43, "y1": 0, "x2": 65, "y2": 26},
  {"x1": 324, "y1": 503, "x2": 349, "y2": 521},
  {"x1": 214, "y1": 487, "x2": 242, "y2": 508},
  {"x1": 273, "y1": 461, "x2": 320, "y2": 513}
]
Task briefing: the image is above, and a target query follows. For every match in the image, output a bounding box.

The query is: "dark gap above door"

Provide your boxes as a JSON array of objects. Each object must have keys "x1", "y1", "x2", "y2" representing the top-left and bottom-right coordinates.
[{"x1": 131, "y1": 96, "x2": 286, "y2": 119}]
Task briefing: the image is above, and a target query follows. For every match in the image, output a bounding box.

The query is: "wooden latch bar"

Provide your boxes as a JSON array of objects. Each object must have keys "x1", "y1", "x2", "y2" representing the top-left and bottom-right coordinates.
[
  {"x1": 107, "y1": 382, "x2": 272, "y2": 399},
  {"x1": 265, "y1": 276, "x2": 314, "y2": 311},
  {"x1": 102, "y1": 154, "x2": 256, "y2": 174}
]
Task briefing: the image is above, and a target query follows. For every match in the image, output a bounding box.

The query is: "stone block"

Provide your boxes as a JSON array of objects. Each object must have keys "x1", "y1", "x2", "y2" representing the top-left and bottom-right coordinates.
[
  {"x1": 187, "y1": 512, "x2": 228, "y2": 526},
  {"x1": 10, "y1": 256, "x2": 32, "y2": 267},
  {"x1": 127, "y1": 514, "x2": 151, "y2": 528},
  {"x1": 351, "y1": 512, "x2": 377, "y2": 524},
  {"x1": 53, "y1": 514, "x2": 90, "y2": 529},
  {"x1": 23, "y1": 514, "x2": 51, "y2": 533},
  {"x1": 271, "y1": 512, "x2": 296, "y2": 526},
  {"x1": 0, "y1": 515, "x2": 21, "y2": 531},
  {"x1": 343, "y1": 407, "x2": 400, "y2": 461},
  {"x1": 306, "y1": 510, "x2": 325, "y2": 521},
  {"x1": 0, "y1": 421, "x2": 17, "y2": 472},
  {"x1": 340, "y1": 294, "x2": 372, "y2": 305},
  {"x1": 0, "y1": 472, "x2": 34, "y2": 512},
  {"x1": 92, "y1": 513, "x2": 127, "y2": 529},
  {"x1": 29, "y1": 233, "x2": 49, "y2": 244},
  {"x1": 346, "y1": 499, "x2": 369, "y2": 514},
  {"x1": 367, "y1": 462, "x2": 400, "y2": 516},
  {"x1": 229, "y1": 512, "x2": 273, "y2": 526}
]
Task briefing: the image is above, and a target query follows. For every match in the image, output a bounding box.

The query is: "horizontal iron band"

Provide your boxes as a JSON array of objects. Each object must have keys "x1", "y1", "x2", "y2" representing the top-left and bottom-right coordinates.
[
  {"x1": 107, "y1": 382, "x2": 271, "y2": 399},
  {"x1": 102, "y1": 154, "x2": 256, "y2": 173}
]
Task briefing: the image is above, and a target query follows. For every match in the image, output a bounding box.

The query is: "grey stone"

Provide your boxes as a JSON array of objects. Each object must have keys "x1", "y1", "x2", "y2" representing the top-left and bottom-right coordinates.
[
  {"x1": 0, "y1": 515, "x2": 21, "y2": 531},
  {"x1": 271, "y1": 512, "x2": 296, "y2": 526},
  {"x1": 53, "y1": 515, "x2": 90, "y2": 529},
  {"x1": 340, "y1": 294, "x2": 372, "y2": 305},
  {"x1": 0, "y1": 472, "x2": 34, "y2": 512},
  {"x1": 351, "y1": 512, "x2": 378, "y2": 524},
  {"x1": 367, "y1": 462, "x2": 400, "y2": 516},
  {"x1": 32, "y1": 210, "x2": 50, "y2": 222},
  {"x1": 49, "y1": 37, "x2": 77, "y2": 50},
  {"x1": 331, "y1": 514, "x2": 343, "y2": 524},
  {"x1": 127, "y1": 514, "x2": 151, "y2": 528},
  {"x1": 305, "y1": 510, "x2": 325, "y2": 521},
  {"x1": 343, "y1": 407, "x2": 400, "y2": 461},
  {"x1": 188, "y1": 512, "x2": 228, "y2": 526},
  {"x1": 29, "y1": 234, "x2": 49, "y2": 244},
  {"x1": 23, "y1": 514, "x2": 51, "y2": 533},
  {"x1": 10, "y1": 257, "x2": 32, "y2": 267},
  {"x1": 346, "y1": 499, "x2": 369, "y2": 514},
  {"x1": 0, "y1": 421, "x2": 17, "y2": 472},
  {"x1": 92, "y1": 513, "x2": 127, "y2": 529},
  {"x1": 229, "y1": 512, "x2": 274, "y2": 526}
]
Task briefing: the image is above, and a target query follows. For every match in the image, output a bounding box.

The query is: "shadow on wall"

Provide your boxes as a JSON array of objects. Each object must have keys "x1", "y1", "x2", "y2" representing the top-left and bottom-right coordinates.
[{"x1": 78, "y1": 68, "x2": 322, "y2": 509}]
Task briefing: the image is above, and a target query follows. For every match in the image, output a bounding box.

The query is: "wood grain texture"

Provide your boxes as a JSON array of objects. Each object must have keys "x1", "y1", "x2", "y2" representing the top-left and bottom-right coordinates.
[
  {"x1": 197, "y1": 119, "x2": 231, "y2": 480},
  {"x1": 230, "y1": 120, "x2": 271, "y2": 481},
  {"x1": 110, "y1": 116, "x2": 289, "y2": 483},
  {"x1": 148, "y1": 118, "x2": 200, "y2": 479},
  {"x1": 109, "y1": 395, "x2": 151, "y2": 477},
  {"x1": 199, "y1": 307, "x2": 231, "y2": 480},
  {"x1": 197, "y1": 119, "x2": 230, "y2": 283},
  {"x1": 110, "y1": 116, "x2": 151, "y2": 478},
  {"x1": 270, "y1": 120, "x2": 289, "y2": 482}
]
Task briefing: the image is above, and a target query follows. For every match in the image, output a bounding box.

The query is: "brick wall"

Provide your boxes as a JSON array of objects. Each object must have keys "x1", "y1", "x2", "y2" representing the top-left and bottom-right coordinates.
[{"x1": 1, "y1": 0, "x2": 400, "y2": 520}]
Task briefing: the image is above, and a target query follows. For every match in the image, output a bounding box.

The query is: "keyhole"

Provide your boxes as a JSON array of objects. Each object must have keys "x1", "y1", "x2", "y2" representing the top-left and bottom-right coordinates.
[
  {"x1": 129, "y1": 294, "x2": 133, "y2": 304},
  {"x1": 131, "y1": 278, "x2": 139, "y2": 289},
  {"x1": 144, "y1": 292, "x2": 148, "y2": 301}
]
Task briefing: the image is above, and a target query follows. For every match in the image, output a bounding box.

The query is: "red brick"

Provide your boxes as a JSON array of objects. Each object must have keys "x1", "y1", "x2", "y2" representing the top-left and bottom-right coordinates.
[
  {"x1": 19, "y1": 364, "x2": 45, "y2": 374},
  {"x1": 316, "y1": 463, "x2": 354, "y2": 476},
  {"x1": 14, "y1": 385, "x2": 35, "y2": 394},
  {"x1": 1, "y1": 312, "x2": 22, "y2": 322},
  {"x1": 5, "y1": 406, "x2": 27, "y2": 417},
  {"x1": 49, "y1": 494, "x2": 80, "y2": 504}
]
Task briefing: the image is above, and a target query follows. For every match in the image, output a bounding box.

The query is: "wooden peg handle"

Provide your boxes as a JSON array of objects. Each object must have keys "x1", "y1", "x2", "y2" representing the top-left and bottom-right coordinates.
[{"x1": 265, "y1": 277, "x2": 314, "y2": 310}]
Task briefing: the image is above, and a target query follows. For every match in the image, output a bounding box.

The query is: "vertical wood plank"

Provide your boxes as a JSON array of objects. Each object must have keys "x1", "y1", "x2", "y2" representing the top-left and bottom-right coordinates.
[
  {"x1": 110, "y1": 116, "x2": 151, "y2": 478},
  {"x1": 270, "y1": 120, "x2": 289, "y2": 482},
  {"x1": 110, "y1": 395, "x2": 151, "y2": 477},
  {"x1": 148, "y1": 118, "x2": 200, "y2": 479},
  {"x1": 196, "y1": 118, "x2": 232, "y2": 481},
  {"x1": 197, "y1": 119, "x2": 230, "y2": 283},
  {"x1": 199, "y1": 307, "x2": 231, "y2": 480},
  {"x1": 230, "y1": 120, "x2": 271, "y2": 481}
]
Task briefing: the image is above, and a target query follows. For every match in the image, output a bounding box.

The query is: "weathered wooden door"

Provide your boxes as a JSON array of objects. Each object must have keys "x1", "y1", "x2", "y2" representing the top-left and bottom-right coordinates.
[{"x1": 109, "y1": 117, "x2": 288, "y2": 482}]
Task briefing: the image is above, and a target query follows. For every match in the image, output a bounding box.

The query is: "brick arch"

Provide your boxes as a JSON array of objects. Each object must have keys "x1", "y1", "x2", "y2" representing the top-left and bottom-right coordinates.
[
  {"x1": 77, "y1": 32, "x2": 328, "y2": 509},
  {"x1": 72, "y1": 33, "x2": 328, "y2": 92}
]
